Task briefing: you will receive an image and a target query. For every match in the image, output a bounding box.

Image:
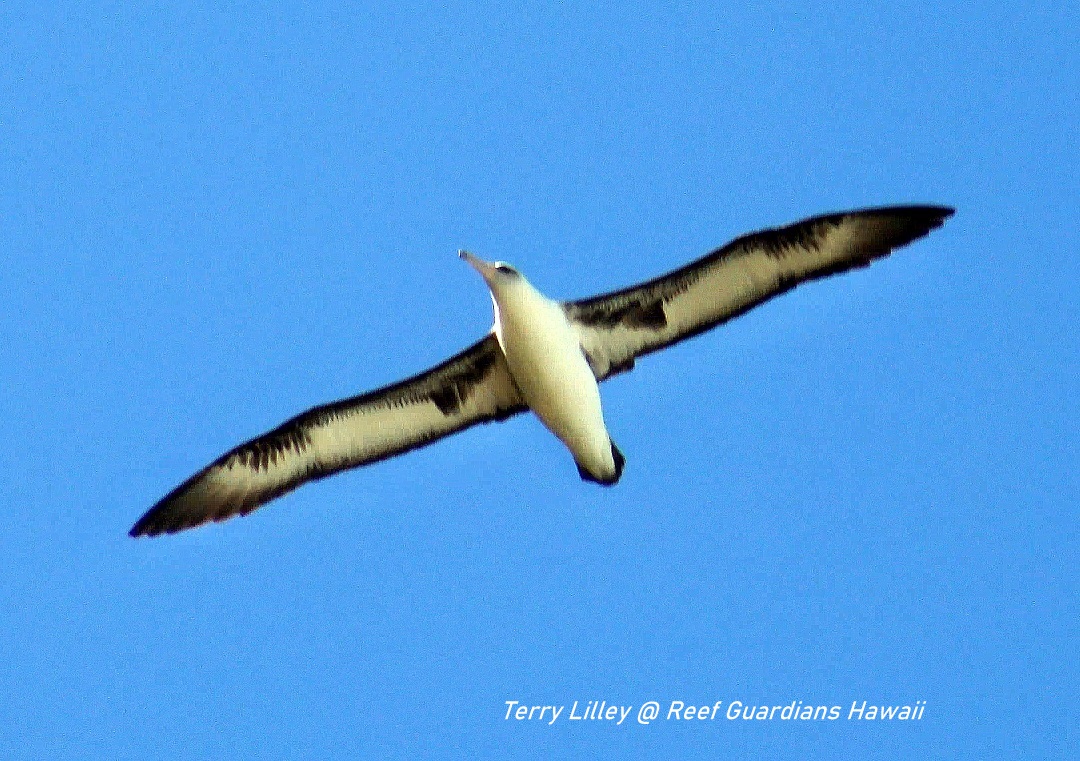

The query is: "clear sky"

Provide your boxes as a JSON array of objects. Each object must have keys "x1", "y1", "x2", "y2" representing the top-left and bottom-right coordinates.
[{"x1": 2, "y1": 1, "x2": 1076, "y2": 759}]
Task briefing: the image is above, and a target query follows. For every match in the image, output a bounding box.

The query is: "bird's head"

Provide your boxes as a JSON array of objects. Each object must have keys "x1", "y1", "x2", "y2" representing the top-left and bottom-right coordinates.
[{"x1": 459, "y1": 250, "x2": 522, "y2": 292}]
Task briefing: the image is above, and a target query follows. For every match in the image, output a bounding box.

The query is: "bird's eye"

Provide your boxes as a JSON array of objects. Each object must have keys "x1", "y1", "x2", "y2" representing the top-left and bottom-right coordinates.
[{"x1": 494, "y1": 264, "x2": 516, "y2": 275}]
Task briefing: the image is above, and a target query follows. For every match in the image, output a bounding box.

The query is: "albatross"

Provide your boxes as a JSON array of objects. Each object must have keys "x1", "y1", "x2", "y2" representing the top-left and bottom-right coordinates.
[{"x1": 130, "y1": 204, "x2": 953, "y2": 537}]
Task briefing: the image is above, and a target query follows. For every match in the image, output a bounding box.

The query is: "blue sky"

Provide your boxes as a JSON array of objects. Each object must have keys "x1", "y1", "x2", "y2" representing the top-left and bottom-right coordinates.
[{"x1": 2, "y1": 1, "x2": 1077, "y2": 758}]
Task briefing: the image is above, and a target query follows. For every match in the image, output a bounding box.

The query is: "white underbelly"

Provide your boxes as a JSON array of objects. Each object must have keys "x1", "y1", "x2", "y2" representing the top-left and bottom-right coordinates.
[{"x1": 497, "y1": 304, "x2": 615, "y2": 477}]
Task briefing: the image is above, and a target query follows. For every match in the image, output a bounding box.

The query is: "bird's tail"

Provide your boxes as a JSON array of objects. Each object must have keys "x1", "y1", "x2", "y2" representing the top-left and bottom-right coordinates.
[{"x1": 575, "y1": 441, "x2": 625, "y2": 486}]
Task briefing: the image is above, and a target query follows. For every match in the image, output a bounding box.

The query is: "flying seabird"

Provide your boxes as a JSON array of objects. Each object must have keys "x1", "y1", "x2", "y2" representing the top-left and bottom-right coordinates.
[{"x1": 130, "y1": 204, "x2": 954, "y2": 537}]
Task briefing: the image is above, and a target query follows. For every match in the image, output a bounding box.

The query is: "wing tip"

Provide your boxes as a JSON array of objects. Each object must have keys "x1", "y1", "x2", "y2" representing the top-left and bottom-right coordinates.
[
  {"x1": 129, "y1": 504, "x2": 245, "y2": 538},
  {"x1": 869, "y1": 203, "x2": 955, "y2": 231},
  {"x1": 896, "y1": 204, "x2": 955, "y2": 246},
  {"x1": 128, "y1": 508, "x2": 209, "y2": 538},
  {"x1": 128, "y1": 508, "x2": 164, "y2": 538},
  {"x1": 895, "y1": 203, "x2": 955, "y2": 228},
  {"x1": 128, "y1": 473, "x2": 248, "y2": 538},
  {"x1": 839, "y1": 204, "x2": 954, "y2": 256}
]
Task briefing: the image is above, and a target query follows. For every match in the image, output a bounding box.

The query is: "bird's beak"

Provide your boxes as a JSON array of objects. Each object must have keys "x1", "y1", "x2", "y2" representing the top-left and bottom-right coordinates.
[{"x1": 459, "y1": 250, "x2": 496, "y2": 280}]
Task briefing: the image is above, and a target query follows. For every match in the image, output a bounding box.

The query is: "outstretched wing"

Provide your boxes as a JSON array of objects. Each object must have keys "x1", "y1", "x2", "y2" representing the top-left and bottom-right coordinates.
[
  {"x1": 130, "y1": 334, "x2": 525, "y2": 537},
  {"x1": 565, "y1": 205, "x2": 954, "y2": 380}
]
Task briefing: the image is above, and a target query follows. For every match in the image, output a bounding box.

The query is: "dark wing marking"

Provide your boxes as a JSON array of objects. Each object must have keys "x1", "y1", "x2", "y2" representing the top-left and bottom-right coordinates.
[
  {"x1": 130, "y1": 334, "x2": 525, "y2": 537},
  {"x1": 564, "y1": 205, "x2": 954, "y2": 380}
]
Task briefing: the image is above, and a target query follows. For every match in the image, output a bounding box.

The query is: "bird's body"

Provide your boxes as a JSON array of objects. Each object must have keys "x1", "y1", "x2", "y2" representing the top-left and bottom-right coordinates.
[
  {"x1": 130, "y1": 204, "x2": 954, "y2": 537},
  {"x1": 465, "y1": 252, "x2": 622, "y2": 484}
]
